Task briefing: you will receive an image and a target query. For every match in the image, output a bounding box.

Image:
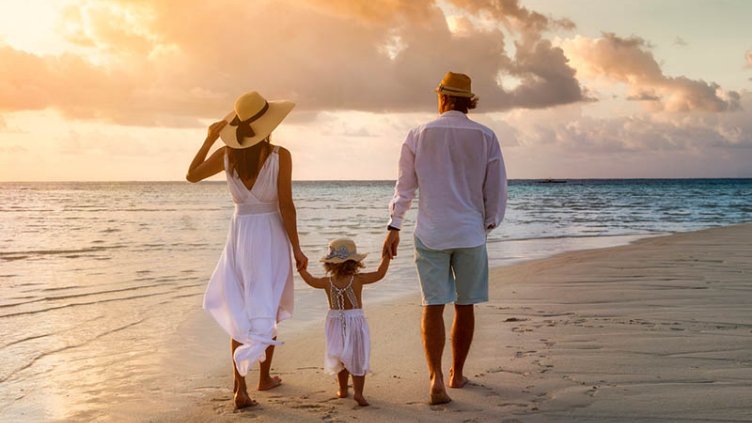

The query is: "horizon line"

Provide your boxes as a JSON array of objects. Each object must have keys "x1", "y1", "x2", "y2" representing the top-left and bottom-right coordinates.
[{"x1": 2, "y1": 177, "x2": 752, "y2": 184}]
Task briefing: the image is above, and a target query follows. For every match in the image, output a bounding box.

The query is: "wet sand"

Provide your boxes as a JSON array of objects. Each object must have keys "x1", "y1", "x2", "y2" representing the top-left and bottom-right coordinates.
[{"x1": 157, "y1": 224, "x2": 752, "y2": 422}]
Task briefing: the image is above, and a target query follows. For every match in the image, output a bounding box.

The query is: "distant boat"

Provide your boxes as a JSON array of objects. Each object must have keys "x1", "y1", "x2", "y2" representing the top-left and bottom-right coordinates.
[{"x1": 538, "y1": 179, "x2": 567, "y2": 184}]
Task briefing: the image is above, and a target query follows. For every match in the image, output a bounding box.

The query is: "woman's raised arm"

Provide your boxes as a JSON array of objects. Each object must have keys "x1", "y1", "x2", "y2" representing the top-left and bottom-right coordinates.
[{"x1": 186, "y1": 120, "x2": 227, "y2": 183}]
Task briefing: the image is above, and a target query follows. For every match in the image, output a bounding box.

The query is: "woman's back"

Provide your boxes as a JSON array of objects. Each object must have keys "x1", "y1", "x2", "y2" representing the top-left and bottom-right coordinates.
[{"x1": 225, "y1": 145, "x2": 280, "y2": 206}]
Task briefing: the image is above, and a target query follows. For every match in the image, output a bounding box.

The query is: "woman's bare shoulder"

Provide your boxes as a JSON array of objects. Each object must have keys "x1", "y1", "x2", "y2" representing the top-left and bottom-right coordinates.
[{"x1": 273, "y1": 145, "x2": 291, "y2": 155}]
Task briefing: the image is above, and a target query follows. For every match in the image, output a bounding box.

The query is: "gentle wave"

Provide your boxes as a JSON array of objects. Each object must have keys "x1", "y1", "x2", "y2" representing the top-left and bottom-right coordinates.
[{"x1": 0, "y1": 318, "x2": 146, "y2": 383}]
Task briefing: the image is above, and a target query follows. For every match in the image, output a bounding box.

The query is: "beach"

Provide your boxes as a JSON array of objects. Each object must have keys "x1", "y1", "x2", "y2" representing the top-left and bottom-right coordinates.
[
  {"x1": 2, "y1": 181, "x2": 751, "y2": 422},
  {"x1": 155, "y1": 223, "x2": 752, "y2": 423}
]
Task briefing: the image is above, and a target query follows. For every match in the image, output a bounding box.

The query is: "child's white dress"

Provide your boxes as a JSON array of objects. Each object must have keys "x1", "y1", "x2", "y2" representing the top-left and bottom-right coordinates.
[
  {"x1": 202, "y1": 146, "x2": 294, "y2": 376},
  {"x1": 324, "y1": 276, "x2": 371, "y2": 376}
]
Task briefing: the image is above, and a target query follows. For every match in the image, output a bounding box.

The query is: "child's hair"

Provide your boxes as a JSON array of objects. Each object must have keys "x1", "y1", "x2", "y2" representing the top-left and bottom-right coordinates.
[{"x1": 324, "y1": 260, "x2": 365, "y2": 279}]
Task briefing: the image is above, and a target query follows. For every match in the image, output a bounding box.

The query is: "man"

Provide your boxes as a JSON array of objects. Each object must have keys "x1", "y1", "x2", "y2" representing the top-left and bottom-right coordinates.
[{"x1": 383, "y1": 71, "x2": 508, "y2": 405}]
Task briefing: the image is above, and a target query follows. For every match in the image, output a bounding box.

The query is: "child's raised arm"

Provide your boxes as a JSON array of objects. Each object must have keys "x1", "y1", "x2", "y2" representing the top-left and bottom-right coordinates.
[
  {"x1": 358, "y1": 254, "x2": 391, "y2": 285},
  {"x1": 298, "y1": 267, "x2": 328, "y2": 289}
]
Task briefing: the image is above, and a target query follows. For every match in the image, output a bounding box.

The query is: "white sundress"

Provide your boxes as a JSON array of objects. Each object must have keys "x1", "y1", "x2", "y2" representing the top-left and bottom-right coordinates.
[
  {"x1": 202, "y1": 145, "x2": 294, "y2": 376},
  {"x1": 324, "y1": 276, "x2": 371, "y2": 377}
]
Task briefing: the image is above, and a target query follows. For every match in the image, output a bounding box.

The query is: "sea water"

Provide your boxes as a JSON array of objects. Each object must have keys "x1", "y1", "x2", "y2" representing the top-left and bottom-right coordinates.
[{"x1": 1, "y1": 179, "x2": 751, "y2": 421}]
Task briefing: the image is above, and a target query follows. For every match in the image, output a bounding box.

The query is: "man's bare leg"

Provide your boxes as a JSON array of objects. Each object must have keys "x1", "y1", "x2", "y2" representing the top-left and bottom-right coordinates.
[
  {"x1": 337, "y1": 369, "x2": 349, "y2": 398},
  {"x1": 449, "y1": 304, "x2": 474, "y2": 388},
  {"x1": 258, "y1": 337, "x2": 282, "y2": 391},
  {"x1": 422, "y1": 304, "x2": 451, "y2": 404},
  {"x1": 231, "y1": 339, "x2": 257, "y2": 409},
  {"x1": 352, "y1": 375, "x2": 369, "y2": 406}
]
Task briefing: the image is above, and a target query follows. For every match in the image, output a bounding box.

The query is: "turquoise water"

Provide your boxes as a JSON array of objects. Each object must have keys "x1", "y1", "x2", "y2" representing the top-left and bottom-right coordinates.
[{"x1": 0, "y1": 179, "x2": 751, "y2": 421}]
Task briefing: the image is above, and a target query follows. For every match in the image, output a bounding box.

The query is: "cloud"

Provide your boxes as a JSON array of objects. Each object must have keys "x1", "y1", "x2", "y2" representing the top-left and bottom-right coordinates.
[
  {"x1": 560, "y1": 33, "x2": 740, "y2": 112},
  {"x1": 746, "y1": 49, "x2": 752, "y2": 68},
  {"x1": 497, "y1": 91, "x2": 752, "y2": 154},
  {"x1": 445, "y1": 0, "x2": 576, "y2": 34},
  {"x1": 673, "y1": 37, "x2": 688, "y2": 47},
  {"x1": 0, "y1": 0, "x2": 589, "y2": 127}
]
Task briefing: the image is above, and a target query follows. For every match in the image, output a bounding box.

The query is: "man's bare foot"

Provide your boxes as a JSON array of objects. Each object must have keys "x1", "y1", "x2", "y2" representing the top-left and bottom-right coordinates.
[
  {"x1": 234, "y1": 391, "x2": 258, "y2": 410},
  {"x1": 429, "y1": 378, "x2": 452, "y2": 405},
  {"x1": 337, "y1": 388, "x2": 348, "y2": 398},
  {"x1": 257, "y1": 375, "x2": 282, "y2": 391},
  {"x1": 353, "y1": 393, "x2": 370, "y2": 406},
  {"x1": 448, "y1": 369, "x2": 469, "y2": 388},
  {"x1": 429, "y1": 389, "x2": 452, "y2": 405}
]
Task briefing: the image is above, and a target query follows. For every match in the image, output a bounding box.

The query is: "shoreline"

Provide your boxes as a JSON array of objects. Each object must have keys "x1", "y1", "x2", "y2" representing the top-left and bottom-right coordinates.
[{"x1": 144, "y1": 223, "x2": 752, "y2": 423}]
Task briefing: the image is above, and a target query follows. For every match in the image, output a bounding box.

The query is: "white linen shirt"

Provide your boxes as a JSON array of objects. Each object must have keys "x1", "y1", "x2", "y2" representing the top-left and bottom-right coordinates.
[{"x1": 388, "y1": 110, "x2": 508, "y2": 250}]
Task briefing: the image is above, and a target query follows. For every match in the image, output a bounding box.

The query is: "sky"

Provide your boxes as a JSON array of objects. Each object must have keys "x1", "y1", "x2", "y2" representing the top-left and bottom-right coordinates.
[{"x1": 0, "y1": 0, "x2": 751, "y2": 181}]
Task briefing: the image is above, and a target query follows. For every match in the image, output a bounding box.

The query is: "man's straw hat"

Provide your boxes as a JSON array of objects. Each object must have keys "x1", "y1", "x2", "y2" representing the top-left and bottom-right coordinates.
[
  {"x1": 435, "y1": 71, "x2": 474, "y2": 98},
  {"x1": 219, "y1": 91, "x2": 295, "y2": 149},
  {"x1": 320, "y1": 239, "x2": 367, "y2": 264}
]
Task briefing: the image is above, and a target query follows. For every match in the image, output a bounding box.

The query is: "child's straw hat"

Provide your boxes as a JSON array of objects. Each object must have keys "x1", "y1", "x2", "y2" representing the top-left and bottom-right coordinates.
[{"x1": 320, "y1": 239, "x2": 367, "y2": 264}]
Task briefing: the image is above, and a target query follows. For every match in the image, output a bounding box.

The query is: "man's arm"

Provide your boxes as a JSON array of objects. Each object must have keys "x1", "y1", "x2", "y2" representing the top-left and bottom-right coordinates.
[
  {"x1": 383, "y1": 132, "x2": 418, "y2": 258},
  {"x1": 483, "y1": 134, "x2": 508, "y2": 232},
  {"x1": 388, "y1": 133, "x2": 418, "y2": 230}
]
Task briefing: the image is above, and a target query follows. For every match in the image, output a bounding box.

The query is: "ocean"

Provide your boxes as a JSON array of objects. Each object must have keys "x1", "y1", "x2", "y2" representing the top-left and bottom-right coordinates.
[{"x1": 1, "y1": 179, "x2": 751, "y2": 421}]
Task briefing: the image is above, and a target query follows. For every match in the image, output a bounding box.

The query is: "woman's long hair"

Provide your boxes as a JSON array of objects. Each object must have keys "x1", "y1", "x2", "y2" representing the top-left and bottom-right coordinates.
[{"x1": 226, "y1": 137, "x2": 271, "y2": 182}]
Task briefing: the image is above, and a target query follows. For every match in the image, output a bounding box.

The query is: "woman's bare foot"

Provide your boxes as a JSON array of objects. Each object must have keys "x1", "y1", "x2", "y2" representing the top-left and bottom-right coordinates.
[
  {"x1": 448, "y1": 369, "x2": 469, "y2": 388},
  {"x1": 353, "y1": 393, "x2": 370, "y2": 406},
  {"x1": 234, "y1": 391, "x2": 258, "y2": 410},
  {"x1": 257, "y1": 375, "x2": 282, "y2": 391}
]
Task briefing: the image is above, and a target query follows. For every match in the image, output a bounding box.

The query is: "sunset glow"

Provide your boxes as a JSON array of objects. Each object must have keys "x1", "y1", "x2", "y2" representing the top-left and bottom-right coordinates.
[{"x1": 1, "y1": 0, "x2": 750, "y2": 181}]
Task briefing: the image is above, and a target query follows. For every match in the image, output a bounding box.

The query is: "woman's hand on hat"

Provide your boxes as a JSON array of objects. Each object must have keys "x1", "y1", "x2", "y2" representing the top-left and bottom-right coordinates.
[{"x1": 205, "y1": 120, "x2": 227, "y2": 144}]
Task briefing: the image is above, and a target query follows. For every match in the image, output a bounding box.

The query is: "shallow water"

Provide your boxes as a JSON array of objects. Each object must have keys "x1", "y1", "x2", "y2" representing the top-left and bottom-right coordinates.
[{"x1": 1, "y1": 179, "x2": 750, "y2": 421}]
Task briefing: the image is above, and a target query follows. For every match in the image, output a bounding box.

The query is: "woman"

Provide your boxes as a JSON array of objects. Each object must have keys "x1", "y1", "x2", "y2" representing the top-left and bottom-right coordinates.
[{"x1": 186, "y1": 91, "x2": 308, "y2": 409}]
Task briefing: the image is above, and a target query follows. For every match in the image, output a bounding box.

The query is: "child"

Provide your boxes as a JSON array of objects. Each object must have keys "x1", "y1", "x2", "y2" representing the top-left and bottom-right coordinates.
[{"x1": 298, "y1": 238, "x2": 390, "y2": 406}]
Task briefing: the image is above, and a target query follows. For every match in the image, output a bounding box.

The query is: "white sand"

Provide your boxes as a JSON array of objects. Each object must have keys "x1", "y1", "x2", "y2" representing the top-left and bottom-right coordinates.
[{"x1": 154, "y1": 224, "x2": 752, "y2": 422}]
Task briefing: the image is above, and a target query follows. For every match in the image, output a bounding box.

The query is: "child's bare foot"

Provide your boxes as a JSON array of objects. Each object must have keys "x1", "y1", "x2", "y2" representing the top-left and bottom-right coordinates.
[
  {"x1": 353, "y1": 393, "x2": 370, "y2": 406},
  {"x1": 257, "y1": 375, "x2": 282, "y2": 391},
  {"x1": 448, "y1": 368, "x2": 469, "y2": 388},
  {"x1": 336, "y1": 369, "x2": 350, "y2": 398},
  {"x1": 234, "y1": 391, "x2": 258, "y2": 409}
]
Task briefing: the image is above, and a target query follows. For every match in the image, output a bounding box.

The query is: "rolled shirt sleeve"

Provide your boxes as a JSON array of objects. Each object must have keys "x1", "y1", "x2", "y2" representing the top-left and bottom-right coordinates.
[
  {"x1": 388, "y1": 132, "x2": 418, "y2": 229},
  {"x1": 483, "y1": 134, "x2": 508, "y2": 231}
]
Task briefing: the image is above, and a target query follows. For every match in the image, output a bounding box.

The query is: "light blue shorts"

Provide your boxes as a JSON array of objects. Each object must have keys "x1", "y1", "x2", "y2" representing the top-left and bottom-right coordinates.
[{"x1": 414, "y1": 236, "x2": 489, "y2": 306}]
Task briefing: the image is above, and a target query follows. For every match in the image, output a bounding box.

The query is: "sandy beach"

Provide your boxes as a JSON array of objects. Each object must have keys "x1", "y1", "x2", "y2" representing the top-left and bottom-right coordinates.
[{"x1": 152, "y1": 224, "x2": 752, "y2": 423}]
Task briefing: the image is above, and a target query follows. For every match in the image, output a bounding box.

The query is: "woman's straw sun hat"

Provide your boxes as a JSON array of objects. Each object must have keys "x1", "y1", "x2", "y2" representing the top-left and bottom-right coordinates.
[
  {"x1": 219, "y1": 91, "x2": 295, "y2": 149},
  {"x1": 320, "y1": 239, "x2": 367, "y2": 264}
]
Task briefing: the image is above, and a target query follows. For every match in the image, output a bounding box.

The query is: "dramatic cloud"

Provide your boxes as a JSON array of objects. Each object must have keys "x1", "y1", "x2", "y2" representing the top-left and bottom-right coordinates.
[
  {"x1": 561, "y1": 33, "x2": 740, "y2": 112},
  {"x1": 497, "y1": 91, "x2": 752, "y2": 154},
  {"x1": 0, "y1": 0, "x2": 589, "y2": 126}
]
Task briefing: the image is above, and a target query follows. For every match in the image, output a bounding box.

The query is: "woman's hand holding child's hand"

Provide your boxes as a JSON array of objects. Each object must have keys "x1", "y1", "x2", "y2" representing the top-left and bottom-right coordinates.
[{"x1": 294, "y1": 248, "x2": 308, "y2": 271}]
